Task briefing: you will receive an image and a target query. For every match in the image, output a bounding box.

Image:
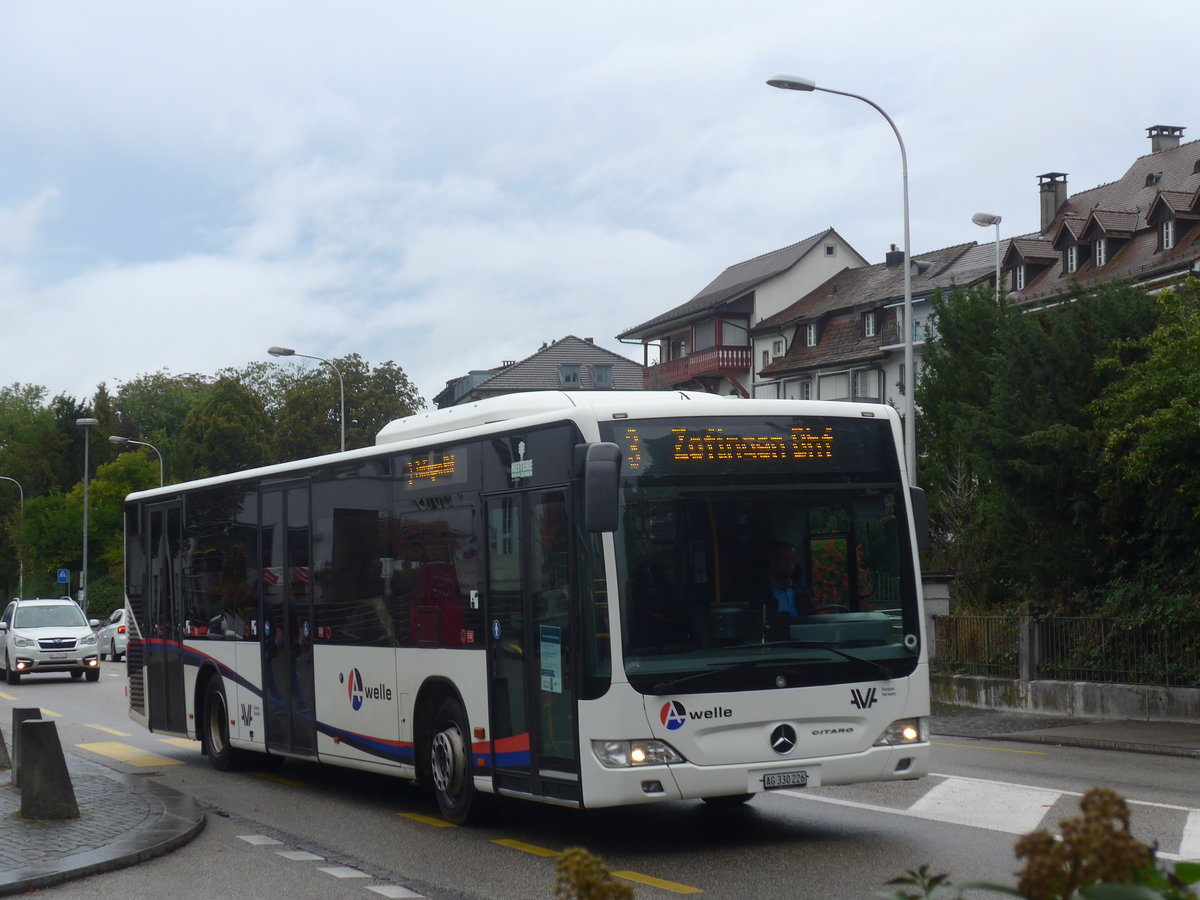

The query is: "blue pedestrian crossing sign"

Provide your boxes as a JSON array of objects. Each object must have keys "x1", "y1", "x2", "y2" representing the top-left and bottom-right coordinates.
[{"x1": 56, "y1": 568, "x2": 69, "y2": 584}]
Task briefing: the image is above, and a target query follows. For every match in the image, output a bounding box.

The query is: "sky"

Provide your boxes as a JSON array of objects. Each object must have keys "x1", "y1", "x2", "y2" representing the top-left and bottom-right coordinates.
[{"x1": 1, "y1": 0, "x2": 1194, "y2": 411}]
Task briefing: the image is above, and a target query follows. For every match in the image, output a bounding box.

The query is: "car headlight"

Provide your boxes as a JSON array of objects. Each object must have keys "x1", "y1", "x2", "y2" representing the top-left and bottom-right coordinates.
[
  {"x1": 13, "y1": 635, "x2": 35, "y2": 648},
  {"x1": 591, "y1": 739, "x2": 684, "y2": 769},
  {"x1": 873, "y1": 717, "x2": 927, "y2": 747},
  {"x1": 80, "y1": 632, "x2": 98, "y2": 646}
]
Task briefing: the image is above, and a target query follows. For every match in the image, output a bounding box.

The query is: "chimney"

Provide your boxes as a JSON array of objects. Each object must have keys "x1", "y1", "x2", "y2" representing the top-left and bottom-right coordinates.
[
  {"x1": 1147, "y1": 125, "x2": 1185, "y2": 153},
  {"x1": 1038, "y1": 172, "x2": 1068, "y2": 233},
  {"x1": 884, "y1": 244, "x2": 904, "y2": 268}
]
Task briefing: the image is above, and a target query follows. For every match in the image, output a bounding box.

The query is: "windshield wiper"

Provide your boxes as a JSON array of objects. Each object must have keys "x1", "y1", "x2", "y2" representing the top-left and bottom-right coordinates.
[
  {"x1": 651, "y1": 660, "x2": 758, "y2": 694},
  {"x1": 766, "y1": 640, "x2": 895, "y2": 680}
]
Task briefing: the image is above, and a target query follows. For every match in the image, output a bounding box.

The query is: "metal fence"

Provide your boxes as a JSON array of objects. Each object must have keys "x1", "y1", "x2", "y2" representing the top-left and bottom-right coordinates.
[{"x1": 932, "y1": 615, "x2": 1200, "y2": 687}]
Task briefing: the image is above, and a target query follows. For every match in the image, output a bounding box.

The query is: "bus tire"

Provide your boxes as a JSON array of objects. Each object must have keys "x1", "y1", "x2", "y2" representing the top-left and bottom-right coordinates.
[
  {"x1": 429, "y1": 697, "x2": 475, "y2": 825},
  {"x1": 202, "y1": 677, "x2": 244, "y2": 772}
]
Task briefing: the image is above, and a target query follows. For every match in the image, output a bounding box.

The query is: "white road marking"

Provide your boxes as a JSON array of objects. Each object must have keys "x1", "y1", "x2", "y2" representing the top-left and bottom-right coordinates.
[
  {"x1": 909, "y1": 777, "x2": 1060, "y2": 834},
  {"x1": 238, "y1": 834, "x2": 284, "y2": 846},
  {"x1": 366, "y1": 887, "x2": 426, "y2": 898},
  {"x1": 1178, "y1": 812, "x2": 1200, "y2": 862},
  {"x1": 319, "y1": 866, "x2": 370, "y2": 879}
]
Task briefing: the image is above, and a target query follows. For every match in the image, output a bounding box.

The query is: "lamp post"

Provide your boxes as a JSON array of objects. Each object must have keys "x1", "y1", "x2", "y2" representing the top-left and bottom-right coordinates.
[
  {"x1": 0, "y1": 475, "x2": 23, "y2": 600},
  {"x1": 767, "y1": 74, "x2": 916, "y2": 483},
  {"x1": 76, "y1": 417, "x2": 99, "y2": 611},
  {"x1": 109, "y1": 436, "x2": 165, "y2": 486},
  {"x1": 972, "y1": 212, "x2": 1003, "y2": 303},
  {"x1": 268, "y1": 346, "x2": 346, "y2": 453}
]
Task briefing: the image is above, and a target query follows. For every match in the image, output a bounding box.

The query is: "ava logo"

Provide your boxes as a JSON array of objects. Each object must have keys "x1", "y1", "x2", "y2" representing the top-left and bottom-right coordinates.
[
  {"x1": 343, "y1": 668, "x2": 366, "y2": 711},
  {"x1": 660, "y1": 701, "x2": 687, "y2": 731},
  {"x1": 240, "y1": 703, "x2": 254, "y2": 728},
  {"x1": 850, "y1": 687, "x2": 878, "y2": 709}
]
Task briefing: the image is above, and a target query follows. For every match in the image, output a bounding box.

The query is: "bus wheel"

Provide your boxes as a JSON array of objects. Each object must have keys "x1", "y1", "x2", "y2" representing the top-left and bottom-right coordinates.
[
  {"x1": 203, "y1": 678, "x2": 243, "y2": 772},
  {"x1": 430, "y1": 697, "x2": 474, "y2": 825},
  {"x1": 701, "y1": 793, "x2": 754, "y2": 807}
]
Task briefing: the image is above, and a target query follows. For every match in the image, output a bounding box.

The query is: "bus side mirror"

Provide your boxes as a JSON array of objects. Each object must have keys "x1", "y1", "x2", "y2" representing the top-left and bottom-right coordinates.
[
  {"x1": 909, "y1": 486, "x2": 930, "y2": 552},
  {"x1": 583, "y1": 442, "x2": 621, "y2": 533}
]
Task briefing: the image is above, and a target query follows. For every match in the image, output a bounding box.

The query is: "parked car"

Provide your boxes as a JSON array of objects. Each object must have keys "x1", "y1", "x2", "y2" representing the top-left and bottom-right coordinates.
[
  {"x1": 97, "y1": 607, "x2": 129, "y2": 662},
  {"x1": 0, "y1": 597, "x2": 101, "y2": 683}
]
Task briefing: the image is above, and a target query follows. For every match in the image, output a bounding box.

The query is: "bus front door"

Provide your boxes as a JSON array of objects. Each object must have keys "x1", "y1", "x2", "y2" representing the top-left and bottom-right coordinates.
[
  {"x1": 486, "y1": 490, "x2": 581, "y2": 804},
  {"x1": 259, "y1": 484, "x2": 317, "y2": 757},
  {"x1": 146, "y1": 502, "x2": 187, "y2": 734}
]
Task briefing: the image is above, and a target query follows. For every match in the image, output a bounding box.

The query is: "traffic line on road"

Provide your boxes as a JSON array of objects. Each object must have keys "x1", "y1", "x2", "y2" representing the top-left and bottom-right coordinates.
[
  {"x1": 37, "y1": 707, "x2": 61, "y2": 718},
  {"x1": 75, "y1": 741, "x2": 184, "y2": 767},
  {"x1": 86, "y1": 724, "x2": 130, "y2": 736},
  {"x1": 492, "y1": 838, "x2": 703, "y2": 894},
  {"x1": 396, "y1": 811, "x2": 456, "y2": 828},
  {"x1": 252, "y1": 770, "x2": 309, "y2": 788},
  {"x1": 909, "y1": 777, "x2": 1061, "y2": 834},
  {"x1": 1179, "y1": 812, "x2": 1200, "y2": 861},
  {"x1": 932, "y1": 739, "x2": 1050, "y2": 756},
  {"x1": 158, "y1": 737, "x2": 201, "y2": 749}
]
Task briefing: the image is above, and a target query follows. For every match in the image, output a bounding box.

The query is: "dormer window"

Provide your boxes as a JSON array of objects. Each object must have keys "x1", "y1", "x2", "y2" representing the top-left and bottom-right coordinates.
[
  {"x1": 805, "y1": 323, "x2": 818, "y2": 347},
  {"x1": 590, "y1": 364, "x2": 612, "y2": 387},
  {"x1": 1014, "y1": 264, "x2": 1026, "y2": 290},
  {"x1": 559, "y1": 365, "x2": 580, "y2": 387},
  {"x1": 862, "y1": 311, "x2": 876, "y2": 338},
  {"x1": 1160, "y1": 217, "x2": 1176, "y2": 251},
  {"x1": 1064, "y1": 244, "x2": 1078, "y2": 274},
  {"x1": 1094, "y1": 238, "x2": 1107, "y2": 267}
]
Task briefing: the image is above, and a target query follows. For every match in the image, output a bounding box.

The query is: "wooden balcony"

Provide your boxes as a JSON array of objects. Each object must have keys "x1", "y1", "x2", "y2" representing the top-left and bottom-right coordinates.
[{"x1": 644, "y1": 345, "x2": 752, "y2": 389}]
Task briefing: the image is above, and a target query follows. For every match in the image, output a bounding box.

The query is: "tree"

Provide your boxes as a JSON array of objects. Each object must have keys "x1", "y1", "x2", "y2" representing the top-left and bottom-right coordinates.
[
  {"x1": 1091, "y1": 278, "x2": 1200, "y2": 579},
  {"x1": 178, "y1": 378, "x2": 273, "y2": 479},
  {"x1": 114, "y1": 370, "x2": 214, "y2": 480}
]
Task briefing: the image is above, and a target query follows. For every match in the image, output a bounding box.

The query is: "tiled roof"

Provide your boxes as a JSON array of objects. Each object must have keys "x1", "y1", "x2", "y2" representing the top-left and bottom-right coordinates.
[
  {"x1": 755, "y1": 242, "x2": 977, "y2": 331},
  {"x1": 617, "y1": 227, "x2": 862, "y2": 339},
  {"x1": 463, "y1": 336, "x2": 642, "y2": 392},
  {"x1": 1012, "y1": 134, "x2": 1200, "y2": 304},
  {"x1": 1008, "y1": 238, "x2": 1058, "y2": 264},
  {"x1": 761, "y1": 312, "x2": 887, "y2": 377}
]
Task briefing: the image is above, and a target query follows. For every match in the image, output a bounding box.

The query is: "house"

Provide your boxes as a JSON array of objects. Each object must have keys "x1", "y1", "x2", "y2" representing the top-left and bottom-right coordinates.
[
  {"x1": 1007, "y1": 125, "x2": 1200, "y2": 305},
  {"x1": 616, "y1": 228, "x2": 867, "y2": 397},
  {"x1": 753, "y1": 241, "x2": 1001, "y2": 405},
  {"x1": 432, "y1": 336, "x2": 643, "y2": 409}
]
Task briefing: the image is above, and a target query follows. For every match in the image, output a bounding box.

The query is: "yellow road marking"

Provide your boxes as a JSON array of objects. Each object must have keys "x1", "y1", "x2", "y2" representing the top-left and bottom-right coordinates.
[
  {"x1": 38, "y1": 708, "x2": 61, "y2": 718},
  {"x1": 492, "y1": 838, "x2": 559, "y2": 857},
  {"x1": 75, "y1": 741, "x2": 183, "y2": 767},
  {"x1": 491, "y1": 839, "x2": 703, "y2": 893},
  {"x1": 158, "y1": 737, "x2": 201, "y2": 749},
  {"x1": 932, "y1": 740, "x2": 1050, "y2": 756},
  {"x1": 613, "y1": 870, "x2": 704, "y2": 894},
  {"x1": 87, "y1": 724, "x2": 130, "y2": 737},
  {"x1": 252, "y1": 771, "x2": 308, "y2": 788},
  {"x1": 0, "y1": 692, "x2": 15, "y2": 701},
  {"x1": 397, "y1": 812, "x2": 456, "y2": 828}
]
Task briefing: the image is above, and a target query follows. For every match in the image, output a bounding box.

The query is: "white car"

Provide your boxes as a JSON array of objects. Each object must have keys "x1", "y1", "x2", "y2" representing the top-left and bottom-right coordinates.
[
  {"x1": 97, "y1": 607, "x2": 130, "y2": 662},
  {"x1": 0, "y1": 597, "x2": 101, "y2": 683}
]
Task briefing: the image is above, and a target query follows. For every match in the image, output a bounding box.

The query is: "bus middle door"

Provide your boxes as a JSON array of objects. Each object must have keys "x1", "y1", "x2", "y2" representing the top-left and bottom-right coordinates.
[{"x1": 485, "y1": 490, "x2": 581, "y2": 804}]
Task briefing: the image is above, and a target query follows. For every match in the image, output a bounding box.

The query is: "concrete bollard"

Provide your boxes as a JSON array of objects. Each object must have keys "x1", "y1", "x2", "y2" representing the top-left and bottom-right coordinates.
[
  {"x1": 18, "y1": 719, "x2": 80, "y2": 820},
  {"x1": 10, "y1": 708, "x2": 41, "y2": 787}
]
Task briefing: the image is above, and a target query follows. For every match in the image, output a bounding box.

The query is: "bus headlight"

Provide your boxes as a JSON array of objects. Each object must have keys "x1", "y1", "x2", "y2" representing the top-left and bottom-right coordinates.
[
  {"x1": 873, "y1": 717, "x2": 927, "y2": 747},
  {"x1": 592, "y1": 739, "x2": 684, "y2": 769}
]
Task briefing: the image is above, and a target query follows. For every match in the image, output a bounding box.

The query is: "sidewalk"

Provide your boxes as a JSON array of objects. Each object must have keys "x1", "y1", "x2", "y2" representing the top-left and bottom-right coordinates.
[
  {"x1": 930, "y1": 703, "x2": 1200, "y2": 759},
  {"x1": 0, "y1": 751, "x2": 204, "y2": 896}
]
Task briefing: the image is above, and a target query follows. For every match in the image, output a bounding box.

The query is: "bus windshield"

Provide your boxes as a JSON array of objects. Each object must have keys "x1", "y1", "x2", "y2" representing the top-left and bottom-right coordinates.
[{"x1": 600, "y1": 415, "x2": 921, "y2": 694}]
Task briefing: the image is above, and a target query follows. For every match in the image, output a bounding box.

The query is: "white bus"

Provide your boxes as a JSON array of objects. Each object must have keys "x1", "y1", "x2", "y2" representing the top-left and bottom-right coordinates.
[{"x1": 123, "y1": 391, "x2": 930, "y2": 824}]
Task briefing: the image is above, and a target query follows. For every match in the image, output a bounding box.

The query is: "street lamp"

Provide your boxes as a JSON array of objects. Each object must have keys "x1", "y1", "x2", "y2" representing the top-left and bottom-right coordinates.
[
  {"x1": 0, "y1": 475, "x2": 23, "y2": 600},
  {"x1": 76, "y1": 417, "x2": 99, "y2": 612},
  {"x1": 767, "y1": 73, "x2": 917, "y2": 483},
  {"x1": 972, "y1": 212, "x2": 1003, "y2": 303},
  {"x1": 109, "y1": 436, "x2": 165, "y2": 487},
  {"x1": 268, "y1": 346, "x2": 346, "y2": 453}
]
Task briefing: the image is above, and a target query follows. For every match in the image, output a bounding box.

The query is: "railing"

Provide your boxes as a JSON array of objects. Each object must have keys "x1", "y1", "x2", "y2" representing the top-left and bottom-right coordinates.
[
  {"x1": 645, "y1": 345, "x2": 752, "y2": 389},
  {"x1": 932, "y1": 615, "x2": 1200, "y2": 687}
]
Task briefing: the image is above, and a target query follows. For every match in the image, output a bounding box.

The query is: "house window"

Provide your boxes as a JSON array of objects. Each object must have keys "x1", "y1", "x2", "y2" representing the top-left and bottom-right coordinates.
[
  {"x1": 559, "y1": 365, "x2": 580, "y2": 387},
  {"x1": 824, "y1": 243, "x2": 836, "y2": 257},
  {"x1": 1014, "y1": 264, "x2": 1026, "y2": 290},
  {"x1": 853, "y1": 369, "x2": 880, "y2": 400},
  {"x1": 818, "y1": 372, "x2": 851, "y2": 400},
  {"x1": 590, "y1": 364, "x2": 612, "y2": 387},
  {"x1": 805, "y1": 323, "x2": 818, "y2": 347},
  {"x1": 862, "y1": 311, "x2": 876, "y2": 338},
  {"x1": 1094, "y1": 238, "x2": 1107, "y2": 267},
  {"x1": 771, "y1": 338, "x2": 785, "y2": 358},
  {"x1": 761, "y1": 349, "x2": 771, "y2": 369},
  {"x1": 1161, "y1": 218, "x2": 1176, "y2": 251},
  {"x1": 1065, "y1": 245, "x2": 1077, "y2": 274},
  {"x1": 668, "y1": 336, "x2": 687, "y2": 360}
]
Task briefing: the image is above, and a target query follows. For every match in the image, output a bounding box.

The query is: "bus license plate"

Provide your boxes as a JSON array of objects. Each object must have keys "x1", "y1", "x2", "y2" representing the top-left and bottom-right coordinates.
[{"x1": 764, "y1": 770, "x2": 808, "y2": 789}]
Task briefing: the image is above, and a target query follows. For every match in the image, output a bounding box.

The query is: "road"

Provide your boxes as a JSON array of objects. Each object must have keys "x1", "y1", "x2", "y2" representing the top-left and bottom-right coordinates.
[{"x1": 3, "y1": 662, "x2": 1198, "y2": 899}]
